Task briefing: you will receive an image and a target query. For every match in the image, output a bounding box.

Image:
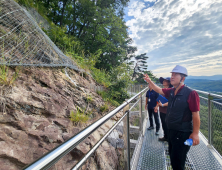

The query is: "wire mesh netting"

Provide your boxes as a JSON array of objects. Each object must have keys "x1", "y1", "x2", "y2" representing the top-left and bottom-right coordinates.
[
  {"x1": 211, "y1": 100, "x2": 222, "y2": 156},
  {"x1": 0, "y1": 0, "x2": 80, "y2": 70},
  {"x1": 198, "y1": 95, "x2": 209, "y2": 139},
  {"x1": 129, "y1": 94, "x2": 146, "y2": 161},
  {"x1": 198, "y1": 92, "x2": 222, "y2": 156}
]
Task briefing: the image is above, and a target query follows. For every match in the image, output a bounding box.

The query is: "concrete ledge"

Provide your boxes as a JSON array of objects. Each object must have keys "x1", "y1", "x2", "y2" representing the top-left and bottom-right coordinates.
[
  {"x1": 130, "y1": 125, "x2": 140, "y2": 134},
  {"x1": 130, "y1": 111, "x2": 145, "y2": 116},
  {"x1": 130, "y1": 139, "x2": 138, "y2": 149},
  {"x1": 131, "y1": 134, "x2": 143, "y2": 170}
]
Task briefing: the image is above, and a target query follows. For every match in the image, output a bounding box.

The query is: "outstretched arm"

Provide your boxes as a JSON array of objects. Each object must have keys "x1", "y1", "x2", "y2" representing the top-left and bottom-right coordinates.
[{"x1": 143, "y1": 74, "x2": 164, "y2": 95}]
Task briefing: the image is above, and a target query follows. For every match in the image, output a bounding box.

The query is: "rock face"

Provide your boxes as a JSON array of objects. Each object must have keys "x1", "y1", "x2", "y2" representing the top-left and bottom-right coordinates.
[{"x1": 0, "y1": 67, "x2": 123, "y2": 170}]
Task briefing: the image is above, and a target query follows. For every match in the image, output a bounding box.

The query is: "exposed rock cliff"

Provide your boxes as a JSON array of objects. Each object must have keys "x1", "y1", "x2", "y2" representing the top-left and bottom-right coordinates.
[{"x1": 0, "y1": 67, "x2": 123, "y2": 170}]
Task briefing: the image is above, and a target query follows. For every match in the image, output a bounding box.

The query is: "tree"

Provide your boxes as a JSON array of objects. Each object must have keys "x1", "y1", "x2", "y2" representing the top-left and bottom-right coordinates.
[
  {"x1": 131, "y1": 53, "x2": 148, "y2": 80},
  {"x1": 36, "y1": 0, "x2": 131, "y2": 72}
]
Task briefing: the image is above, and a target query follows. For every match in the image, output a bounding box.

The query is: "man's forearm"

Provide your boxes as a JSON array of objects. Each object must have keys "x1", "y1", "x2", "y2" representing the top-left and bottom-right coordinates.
[
  {"x1": 144, "y1": 74, "x2": 164, "y2": 94},
  {"x1": 192, "y1": 111, "x2": 200, "y2": 134}
]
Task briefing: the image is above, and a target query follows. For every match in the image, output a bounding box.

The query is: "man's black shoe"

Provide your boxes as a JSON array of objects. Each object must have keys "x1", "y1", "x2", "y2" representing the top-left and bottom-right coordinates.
[
  {"x1": 158, "y1": 137, "x2": 167, "y2": 141},
  {"x1": 147, "y1": 126, "x2": 154, "y2": 130}
]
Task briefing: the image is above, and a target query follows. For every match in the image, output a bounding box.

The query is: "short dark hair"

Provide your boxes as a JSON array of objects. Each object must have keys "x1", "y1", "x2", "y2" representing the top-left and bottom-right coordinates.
[
  {"x1": 180, "y1": 73, "x2": 186, "y2": 82},
  {"x1": 180, "y1": 73, "x2": 187, "y2": 78}
]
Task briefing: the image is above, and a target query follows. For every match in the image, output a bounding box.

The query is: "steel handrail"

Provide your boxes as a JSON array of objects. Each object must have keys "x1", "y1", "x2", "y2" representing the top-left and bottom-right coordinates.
[
  {"x1": 24, "y1": 87, "x2": 148, "y2": 170},
  {"x1": 129, "y1": 91, "x2": 147, "y2": 111},
  {"x1": 72, "y1": 110, "x2": 130, "y2": 170}
]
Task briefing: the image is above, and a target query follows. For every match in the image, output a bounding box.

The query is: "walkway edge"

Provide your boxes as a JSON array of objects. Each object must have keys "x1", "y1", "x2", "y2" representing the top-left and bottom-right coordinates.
[
  {"x1": 199, "y1": 132, "x2": 222, "y2": 166},
  {"x1": 131, "y1": 134, "x2": 143, "y2": 170}
]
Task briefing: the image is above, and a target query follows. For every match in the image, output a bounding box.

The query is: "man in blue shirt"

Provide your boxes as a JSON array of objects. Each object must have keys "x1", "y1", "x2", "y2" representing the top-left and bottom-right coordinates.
[{"x1": 145, "y1": 84, "x2": 160, "y2": 135}]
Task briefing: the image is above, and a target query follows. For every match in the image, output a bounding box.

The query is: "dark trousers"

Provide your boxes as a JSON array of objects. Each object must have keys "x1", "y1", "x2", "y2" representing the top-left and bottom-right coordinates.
[
  {"x1": 160, "y1": 112, "x2": 168, "y2": 139},
  {"x1": 148, "y1": 108, "x2": 160, "y2": 131},
  {"x1": 168, "y1": 129, "x2": 192, "y2": 170}
]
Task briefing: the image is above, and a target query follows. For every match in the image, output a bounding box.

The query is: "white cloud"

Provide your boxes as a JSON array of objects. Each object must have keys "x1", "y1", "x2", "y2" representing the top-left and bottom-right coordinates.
[
  {"x1": 144, "y1": 0, "x2": 157, "y2": 2},
  {"x1": 125, "y1": 0, "x2": 222, "y2": 77}
]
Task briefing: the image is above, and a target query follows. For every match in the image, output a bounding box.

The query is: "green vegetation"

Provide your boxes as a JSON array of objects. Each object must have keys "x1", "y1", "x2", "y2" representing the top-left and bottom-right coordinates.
[
  {"x1": 0, "y1": 57, "x2": 20, "y2": 85},
  {"x1": 70, "y1": 108, "x2": 89, "y2": 125},
  {"x1": 11, "y1": 0, "x2": 222, "y2": 164},
  {"x1": 185, "y1": 79, "x2": 222, "y2": 92},
  {"x1": 86, "y1": 95, "x2": 93, "y2": 103},
  {"x1": 96, "y1": 90, "x2": 120, "y2": 107},
  {"x1": 133, "y1": 117, "x2": 140, "y2": 126},
  {"x1": 14, "y1": 0, "x2": 157, "y2": 106},
  {"x1": 100, "y1": 102, "x2": 109, "y2": 113}
]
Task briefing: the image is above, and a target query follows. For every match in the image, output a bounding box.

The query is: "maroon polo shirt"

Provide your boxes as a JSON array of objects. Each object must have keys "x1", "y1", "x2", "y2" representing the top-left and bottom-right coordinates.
[{"x1": 162, "y1": 85, "x2": 200, "y2": 112}]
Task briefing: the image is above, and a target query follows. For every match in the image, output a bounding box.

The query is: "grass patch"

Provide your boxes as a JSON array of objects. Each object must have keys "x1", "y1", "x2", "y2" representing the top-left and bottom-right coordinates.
[
  {"x1": 70, "y1": 108, "x2": 89, "y2": 125},
  {"x1": 86, "y1": 95, "x2": 93, "y2": 103},
  {"x1": 100, "y1": 102, "x2": 109, "y2": 112},
  {"x1": 0, "y1": 65, "x2": 20, "y2": 86},
  {"x1": 133, "y1": 117, "x2": 140, "y2": 126},
  {"x1": 97, "y1": 90, "x2": 120, "y2": 107}
]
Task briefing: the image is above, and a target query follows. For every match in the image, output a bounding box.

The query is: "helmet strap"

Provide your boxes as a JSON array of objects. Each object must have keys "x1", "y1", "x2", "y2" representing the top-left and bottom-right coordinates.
[{"x1": 174, "y1": 77, "x2": 183, "y2": 90}]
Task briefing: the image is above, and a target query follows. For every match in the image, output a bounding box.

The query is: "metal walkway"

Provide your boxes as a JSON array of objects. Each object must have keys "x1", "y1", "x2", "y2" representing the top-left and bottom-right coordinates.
[{"x1": 136, "y1": 120, "x2": 222, "y2": 170}]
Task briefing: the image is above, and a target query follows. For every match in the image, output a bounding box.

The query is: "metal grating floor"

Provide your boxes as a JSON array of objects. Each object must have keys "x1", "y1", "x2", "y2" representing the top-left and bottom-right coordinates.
[
  {"x1": 136, "y1": 119, "x2": 222, "y2": 170},
  {"x1": 136, "y1": 122, "x2": 166, "y2": 170},
  {"x1": 188, "y1": 139, "x2": 222, "y2": 170}
]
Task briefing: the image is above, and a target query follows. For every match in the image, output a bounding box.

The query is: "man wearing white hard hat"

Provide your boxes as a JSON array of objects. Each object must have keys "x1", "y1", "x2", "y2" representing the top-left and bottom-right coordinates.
[{"x1": 143, "y1": 65, "x2": 200, "y2": 170}]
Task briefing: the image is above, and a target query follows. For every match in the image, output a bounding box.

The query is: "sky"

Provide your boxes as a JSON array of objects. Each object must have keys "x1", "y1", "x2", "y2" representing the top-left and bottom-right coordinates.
[{"x1": 124, "y1": 0, "x2": 222, "y2": 77}]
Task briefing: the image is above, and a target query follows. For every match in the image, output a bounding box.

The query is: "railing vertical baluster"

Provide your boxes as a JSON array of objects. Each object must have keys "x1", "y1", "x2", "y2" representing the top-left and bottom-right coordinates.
[
  {"x1": 131, "y1": 84, "x2": 133, "y2": 96},
  {"x1": 123, "y1": 100, "x2": 130, "y2": 170},
  {"x1": 127, "y1": 111, "x2": 130, "y2": 170},
  {"x1": 208, "y1": 94, "x2": 212, "y2": 145},
  {"x1": 139, "y1": 94, "x2": 142, "y2": 132}
]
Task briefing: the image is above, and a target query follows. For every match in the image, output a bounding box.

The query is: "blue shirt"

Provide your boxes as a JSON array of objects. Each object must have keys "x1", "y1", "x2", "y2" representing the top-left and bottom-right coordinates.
[{"x1": 146, "y1": 89, "x2": 159, "y2": 109}]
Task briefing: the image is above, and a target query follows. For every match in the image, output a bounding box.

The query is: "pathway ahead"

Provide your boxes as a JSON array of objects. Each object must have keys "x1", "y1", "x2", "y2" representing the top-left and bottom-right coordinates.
[{"x1": 136, "y1": 119, "x2": 222, "y2": 170}]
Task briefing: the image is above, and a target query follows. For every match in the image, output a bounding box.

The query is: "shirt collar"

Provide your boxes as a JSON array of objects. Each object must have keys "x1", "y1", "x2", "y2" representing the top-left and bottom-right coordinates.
[{"x1": 172, "y1": 85, "x2": 185, "y2": 94}]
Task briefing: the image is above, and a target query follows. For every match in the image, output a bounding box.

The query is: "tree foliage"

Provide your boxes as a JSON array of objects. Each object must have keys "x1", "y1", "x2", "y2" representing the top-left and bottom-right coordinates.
[
  {"x1": 15, "y1": 0, "x2": 158, "y2": 105},
  {"x1": 131, "y1": 53, "x2": 148, "y2": 80}
]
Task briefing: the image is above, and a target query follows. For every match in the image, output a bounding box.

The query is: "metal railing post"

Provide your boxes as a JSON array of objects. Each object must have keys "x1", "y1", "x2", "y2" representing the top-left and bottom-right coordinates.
[
  {"x1": 131, "y1": 84, "x2": 133, "y2": 96},
  {"x1": 127, "y1": 111, "x2": 130, "y2": 170},
  {"x1": 138, "y1": 94, "x2": 143, "y2": 131},
  {"x1": 208, "y1": 94, "x2": 212, "y2": 145},
  {"x1": 123, "y1": 100, "x2": 130, "y2": 170}
]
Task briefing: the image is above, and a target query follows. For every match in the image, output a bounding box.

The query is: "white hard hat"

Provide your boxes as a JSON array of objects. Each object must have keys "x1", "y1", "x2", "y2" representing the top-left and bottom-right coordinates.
[{"x1": 171, "y1": 65, "x2": 188, "y2": 76}]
